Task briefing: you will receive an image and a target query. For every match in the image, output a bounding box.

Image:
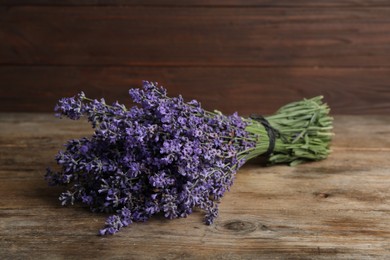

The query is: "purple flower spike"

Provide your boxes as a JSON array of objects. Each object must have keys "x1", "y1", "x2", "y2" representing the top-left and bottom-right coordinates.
[{"x1": 48, "y1": 81, "x2": 258, "y2": 235}]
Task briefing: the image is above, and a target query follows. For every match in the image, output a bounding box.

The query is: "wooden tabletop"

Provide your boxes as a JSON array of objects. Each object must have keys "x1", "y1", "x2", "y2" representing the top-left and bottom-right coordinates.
[{"x1": 0, "y1": 113, "x2": 389, "y2": 259}]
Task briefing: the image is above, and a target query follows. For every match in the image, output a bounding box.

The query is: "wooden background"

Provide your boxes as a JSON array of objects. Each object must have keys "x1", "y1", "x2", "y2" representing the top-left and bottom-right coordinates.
[
  {"x1": 1, "y1": 114, "x2": 390, "y2": 259},
  {"x1": 1, "y1": 0, "x2": 390, "y2": 114},
  {"x1": 1, "y1": 2, "x2": 390, "y2": 258}
]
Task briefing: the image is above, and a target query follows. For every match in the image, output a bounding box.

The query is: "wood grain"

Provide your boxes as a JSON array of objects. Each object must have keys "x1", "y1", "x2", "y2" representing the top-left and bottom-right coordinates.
[
  {"x1": 1, "y1": 66, "x2": 389, "y2": 114},
  {"x1": 0, "y1": 113, "x2": 389, "y2": 259},
  {"x1": 0, "y1": 2, "x2": 389, "y2": 114},
  {"x1": 2, "y1": 6, "x2": 390, "y2": 67},
  {"x1": 2, "y1": 0, "x2": 390, "y2": 7}
]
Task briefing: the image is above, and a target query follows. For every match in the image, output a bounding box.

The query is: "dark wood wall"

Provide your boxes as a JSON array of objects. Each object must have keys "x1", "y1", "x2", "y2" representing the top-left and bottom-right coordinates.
[{"x1": 1, "y1": 1, "x2": 389, "y2": 115}]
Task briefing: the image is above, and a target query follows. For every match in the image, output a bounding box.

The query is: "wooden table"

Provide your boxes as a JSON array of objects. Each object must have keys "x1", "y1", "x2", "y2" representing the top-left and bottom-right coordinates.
[{"x1": 1, "y1": 113, "x2": 389, "y2": 259}]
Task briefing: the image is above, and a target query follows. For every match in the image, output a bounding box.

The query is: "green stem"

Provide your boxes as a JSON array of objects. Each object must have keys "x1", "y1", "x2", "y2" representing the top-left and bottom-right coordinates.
[{"x1": 243, "y1": 96, "x2": 333, "y2": 166}]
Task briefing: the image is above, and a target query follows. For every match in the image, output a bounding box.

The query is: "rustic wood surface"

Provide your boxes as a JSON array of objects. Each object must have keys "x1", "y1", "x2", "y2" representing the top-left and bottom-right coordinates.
[
  {"x1": 3, "y1": 6, "x2": 390, "y2": 67},
  {"x1": 0, "y1": 113, "x2": 389, "y2": 259},
  {"x1": 1, "y1": 1, "x2": 390, "y2": 114},
  {"x1": 1, "y1": 67, "x2": 390, "y2": 115},
  {"x1": 2, "y1": 1, "x2": 390, "y2": 6}
]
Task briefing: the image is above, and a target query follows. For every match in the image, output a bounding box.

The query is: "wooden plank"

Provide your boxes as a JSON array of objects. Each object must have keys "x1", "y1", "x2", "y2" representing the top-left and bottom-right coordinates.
[
  {"x1": 0, "y1": 114, "x2": 389, "y2": 258},
  {"x1": 2, "y1": 6, "x2": 390, "y2": 67},
  {"x1": 1, "y1": 0, "x2": 390, "y2": 7},
  {"x1": 0, "y1": 66, "x2": 389, "y2": 114}
]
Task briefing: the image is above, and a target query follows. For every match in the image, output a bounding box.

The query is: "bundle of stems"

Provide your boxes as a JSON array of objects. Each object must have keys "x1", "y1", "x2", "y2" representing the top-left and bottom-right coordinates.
[
  {"x1": 49, "y1": 82, "x2": 333, "y2": 235},
  {"x1": 242, "y1": 96, "x2": 333, "y2": 166}
]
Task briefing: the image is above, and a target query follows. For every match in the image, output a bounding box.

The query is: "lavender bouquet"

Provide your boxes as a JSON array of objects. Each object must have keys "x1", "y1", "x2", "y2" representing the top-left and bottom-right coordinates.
[{"x1": 46, "y1": 81, "x2": 333, "y2": 235}]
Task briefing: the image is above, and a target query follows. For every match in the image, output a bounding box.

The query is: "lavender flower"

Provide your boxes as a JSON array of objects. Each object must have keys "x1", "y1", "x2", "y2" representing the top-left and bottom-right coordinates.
[
  {"x1": 47, "y1": 81, "x2": 257, "y2": 235},
  {"x1": 47, "y1": 81, "x2": 333, "y2": 235}
]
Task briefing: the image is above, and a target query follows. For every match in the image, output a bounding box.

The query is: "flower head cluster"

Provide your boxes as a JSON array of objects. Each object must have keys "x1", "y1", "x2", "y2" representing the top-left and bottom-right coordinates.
[{"x1": 47, "y1": 81, "x2": 256, "y2": 235}]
